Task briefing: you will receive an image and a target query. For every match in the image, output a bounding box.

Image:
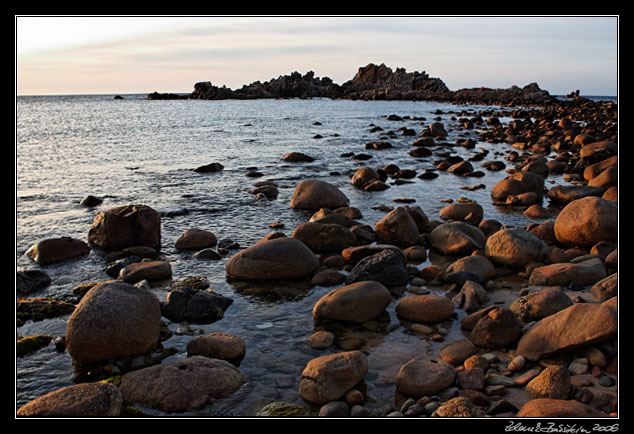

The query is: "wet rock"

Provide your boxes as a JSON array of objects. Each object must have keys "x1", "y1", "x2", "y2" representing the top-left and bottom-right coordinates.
[
  {"x1": 88, "y1": 204, "x2": 161, "y2": 250},
  {"x1": 26, "y1": 237, "x2": 90, "y2": 265},
  {"x1": 515, "y1": 398, "x2": 608, "y2": 417},
  {"x1": 516, "y1": 302, "x2": 618, "y2": 361},
  {"x1": 313, "y1": 280, "x2": 392, "y2": 324},
  {"x1": 445, "y1": 254, "x2": 496, "y2": 282},
  {"x1": 485, "y1": 227, "x2": 547, "y2": 268},
  {"x1": 119, "y1": 260, "x2": 172, "y2": 283},
  {"x1": 311, "y1": 269, "x2": 346, "y2": 286},
  {"x1": 225, "y1": 237, "x2": 319, "y2": 280},
  {"x1": 457, "y1": 367, "x2": 486, "y2": 391},
  {"x1": 529, "y1": 258, "x2": 606, "y2": 287},
  {"x1": 119, "y1": 355, "x2": 245, "y2": 413},
  {"x1": 193, "y1": 162, "x2": 224, "y2": 173},
  {"x1": 426, "y1": 222, "x2": 486, "y2": 255},
  {"x1": 468, "y1": 307, "x2": 522, "y2": 349},
  {"x1": 554, "y1": 196, "x2": 617, "y2": 248},
  {"x1": 174, "y1": 228, "x2": 218, "y2": 250},
  {"x1": 351, "y1": 166, "x2": 381, "y2": 189},
  {"x1": 396, "y1": 356, "x2": 456, "y2": 397},
  {"x1": 509, "y1": 287, "x2": 573, "y2": 322},
  {"x1": 341, "y1": 244, "x2": 403, "y2": 264},
  {"x1": 439, "y1": 201, "x2": 483, "y2": 225},
  {"x1": 345, "y1": 249, "x2": 409, "y2": 287},
  {"x1": 291, "y1": 221, "x2": 357, "y2": 253},
  {"x1": 281, "y1": 152, "x2": 315, "y2": 162},
  {"x1": 374, "y1": 206, "x2": 420, "y2": 248},
  {"x1": 17, "y1": 334, "x2": 52, "y2": 357},
  {"x1": 16, "y1": 269, "x2": 51, "y2": 294},
  {"x1": 395, "y1": 294, "x2": 454, "y2": 323},
  {"x1": 162, "y1": 286, "x2": 233, "y2": 324},
  {"x1": 584, "y1": 155, "x2": 617, "y2": 181},
  {"x1": 289, "y1": 179, "x2": 349, "y2": 210},
  {"x1": 186, "y1": 332, "x2": 246, "y2": 365},
  {"x1": 80, "y1": 195, "x2": 104, "y2": 207},
  {"x1": 318, "y1": 401, "x2": 349, "y2": 417},
  {"x1": 17, "y1": 382, "x2": 122, "y2": 417},
  {"x1": 490, "y1": 171, "x2": 544, "y2": 204},
  {"x1": 305, "y1": 331, "x2": 335, "y2": 350},
  {"x1": 299, "y1": 351, "x2": 368, "y2": 404},
  {"x1": 310, "y1": 208, "x2": 357, "y2": 227},
  {"x1": 65, "y1": 281, "x2": 161, "y2": 364},
  {"x1": 16, "y1": 297, "x2": 76, "y2": 326},
  {"x1": 547, "y1": 184, "x2": 605, "y2": 203}
]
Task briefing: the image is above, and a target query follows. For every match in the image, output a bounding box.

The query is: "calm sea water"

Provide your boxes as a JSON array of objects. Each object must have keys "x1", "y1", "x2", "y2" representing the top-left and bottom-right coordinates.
[{"x1": 16, "y1": 94, "x2": 572, "y2": 416}]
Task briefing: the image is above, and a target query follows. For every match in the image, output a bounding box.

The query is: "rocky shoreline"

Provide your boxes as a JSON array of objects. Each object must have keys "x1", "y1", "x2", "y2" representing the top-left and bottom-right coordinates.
[
  {"x1": 17, "y1": 87, "x2": 617, "y2": 419},
  {"x1": 146, "y1": 63, "x2": 559, "y2": 106}
]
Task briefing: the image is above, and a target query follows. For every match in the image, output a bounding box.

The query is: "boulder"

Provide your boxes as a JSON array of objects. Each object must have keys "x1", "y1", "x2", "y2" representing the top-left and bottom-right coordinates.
[
  {"x1": 590, "y1": 273, "x2": 618, "y2": 302},
  {"x1": 174, "y1": 228, "x2": 218, "y2": 250},
  {"x1": 186, "y1": 332, "x2": 246, "y2": 365},
  {"x1": 374, "y1": 206, "x2": 420, "y2": 248},
  {"x1": 452, "y1": 280, "x2": 489, "y2": 312},
  {"x1": 225, "y1": 237, "x2": 319, "y2": 280},
  {"x1": 313, "y1": 280, "x2": 392, "y2": 323},
  {"x1": 509, "y1": 288, "x2": 573, "y2": 322},
  {"x1": 433, "y1": 397, "x2": 485, "y2": 418},
  {"x1": 65, "y1": 281, "x2": 161, "y2": 364},
  {"x1": 547, "y1": 185, "x2": 605, "y2": 203},
  {"x1": 485, "y1": 228, "x2": 547, "y2": 268},
  {"x1": 396, "y1": 356, "x2": 456, "y2": 397},
  {"x1": 439, "y1": 340, "x2": 477, "y2": 364},
  {"x1": 162, "y1": 286, "x2": 233, "y2": 324},
  {"x1": 395, "y1": 294, "x2": 454, "y2": 323},
  {"x1": 17, "y1": 382, "x2": 122, "y2": 417},
  {"x1": 529, "y1": 258, "x2": 607, "y2": 287},
  {"x1": 468, "y1": 307, "x2": 522, "y2": 349},
  {"x1": 291, "y1": 221, "x2": 357, "y2": 252},
  {"x1": 280, "y1": 152, "x2": 315, "y2": 162},
  {"x1": 345, "y1": 249, "x2": 409, "y2": 287},
  {"x1": 525, "y1": 366, "x2": 571, "y2": 399},
  {"x1": 438, "y1": 202, "x2": 483, "y2": 225},
  {"x1": 515, "y1": 398, "x2": 607, "y2": 418},
  {"x1": 554, "y1": 196, "x2": 617, "y2": 248},
  {"x1": 88, "y1": 204, "x2": 161, "y2": 250},
  {"x1": 289, "y1": 179, "x2": 349, "y2": 210},
  {"x1": 516, "y1": 302, "x2": 618, "y2": 361},
  {"x1": 341, "y1": 244, "x2": 403, "y2": 264},
  {"x1": 490, "y1": 172, "x2": 544, "y2": 203},
  {"x1": 118, "y1": 260, "x2": 172, "y2": 283},
  {"x1": 445, "y1": 254, "x2": 496, "y2": 282},
  {"x1": 299, "y1": 351, "x2": 368, "y2": 404},
  {"x1": 351, "y1": 166, "x2": 380, "y2": 189},
  {"x1": 25, "y1": 237, "x2": 90, "y2": 265},
  {"x1": 584, "y1": 155, "x2": 617, "y2": 181},
  {"x1": 118, "y1": 355, "x2": 245, "y2": 413},
  {"x1": 426, "y1": 222, "x2": 486, "y2": 255}
]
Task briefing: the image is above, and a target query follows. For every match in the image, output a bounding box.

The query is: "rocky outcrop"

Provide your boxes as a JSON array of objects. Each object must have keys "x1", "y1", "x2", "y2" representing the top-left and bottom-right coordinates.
[{"x1": 149, "y1": 63, "x2": 557, "y2": 105}]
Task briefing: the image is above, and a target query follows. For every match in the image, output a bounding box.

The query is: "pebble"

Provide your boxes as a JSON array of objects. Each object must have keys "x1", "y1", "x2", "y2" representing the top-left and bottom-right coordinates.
[{"x1": 508, "y1": 355, "x2": 526, "y2": 372}]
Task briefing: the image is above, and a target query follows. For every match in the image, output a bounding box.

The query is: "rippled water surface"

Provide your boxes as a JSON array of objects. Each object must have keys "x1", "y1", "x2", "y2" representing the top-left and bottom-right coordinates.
[{"x1": 16, "y1": 94, "x2": 569, "y2": 416}]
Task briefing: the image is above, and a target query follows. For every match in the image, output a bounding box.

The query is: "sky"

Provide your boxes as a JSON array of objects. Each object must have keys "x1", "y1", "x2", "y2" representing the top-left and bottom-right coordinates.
[{"x1": 15, "y1": 15, "x2": 619, "y2": 96}]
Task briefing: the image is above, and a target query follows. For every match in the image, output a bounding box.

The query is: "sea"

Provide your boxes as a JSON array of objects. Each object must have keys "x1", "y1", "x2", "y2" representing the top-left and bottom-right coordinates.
[{"x1": 15, "y1": 93, "x2": 615, "y2": 416}]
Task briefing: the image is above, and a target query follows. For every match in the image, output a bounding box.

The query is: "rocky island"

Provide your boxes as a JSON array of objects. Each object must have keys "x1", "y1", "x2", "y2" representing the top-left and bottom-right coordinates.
[{"x1": 147, "y1": 62, "x2": 557, "y2": 106}]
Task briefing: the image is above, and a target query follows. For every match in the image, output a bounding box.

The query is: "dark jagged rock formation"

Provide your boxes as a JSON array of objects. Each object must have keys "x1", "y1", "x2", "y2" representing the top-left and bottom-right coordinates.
[{"x1": 147, "y1": 63, "x2": 559, "y2": 106}]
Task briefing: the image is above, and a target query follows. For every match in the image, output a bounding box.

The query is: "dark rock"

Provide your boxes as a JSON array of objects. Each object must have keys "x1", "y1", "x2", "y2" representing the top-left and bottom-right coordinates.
[
  {"x1": 345, "y1": 249, "x2": 409, "y2": 287},
  {"x1": 162, "y1": 286, "x2": 233, "y2": 324}
]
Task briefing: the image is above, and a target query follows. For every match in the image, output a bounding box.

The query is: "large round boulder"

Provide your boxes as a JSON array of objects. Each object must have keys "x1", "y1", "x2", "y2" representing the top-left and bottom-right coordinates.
[
  {"x1": 396, "y1": 356, "x2": 456, "y2": 397},
  {"x1": 312, "y1": 280, "x2": 392, "y2": 323},
  {"x1": 289, "y1": 179, "x2": 349, "y2": 210},
  {"x1": 374, "y1": 206, "x2": 420, "y2": 248},
  {"x1": 88, "y1": 204, "x2": 161, "y2": 250},
  {"x1": 118, "y1": 356, "x2": 246, "y2": 413},
  {"x1": 299, "y1": 351, "x2": 368, "y2": 404},
  {"x1": 485, "y1": 227, "x2": 547, "y2": 268},
  {"x1": 17, "y1": 382, "x2": 122, "y2": 417},
  {"x1": 395, "y1": 294, "x2": 454, "y2": 323},
  {"x1": 291, "y1": 221, "x2": 357, "y2": 252},
  {"x1": 554, "y1": 196, "x2": 617, "y2": 248},
  {"x1": 25, "y1": 237, "x2": 90, "y2": 265},
  {"x1": 426, "y1": 222, "x2": 486, "y2": 255},
  {"x1": 225, "y1": 237, "x2": 319, "y2": 280},
  {"x1": 490, "y1": 171, "x2": 544, "y2": 203},
  {"x1": 65, "y1": 280, "x2": 161, "y2": 364}
]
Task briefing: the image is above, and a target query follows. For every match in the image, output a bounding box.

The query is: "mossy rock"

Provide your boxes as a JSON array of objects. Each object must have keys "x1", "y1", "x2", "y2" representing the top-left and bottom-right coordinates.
[
  {"x1": 17, "y1": 334, "x2": 52, "y2": 357},
  {"x1": 256, "y1": 401, "x2": 314, "y2": 417}
]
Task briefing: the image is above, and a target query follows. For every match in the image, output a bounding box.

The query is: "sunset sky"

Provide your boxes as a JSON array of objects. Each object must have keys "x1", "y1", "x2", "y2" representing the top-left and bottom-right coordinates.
[{"x1": 15, "y1": 15, "x2": 619, "y2": 96}]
